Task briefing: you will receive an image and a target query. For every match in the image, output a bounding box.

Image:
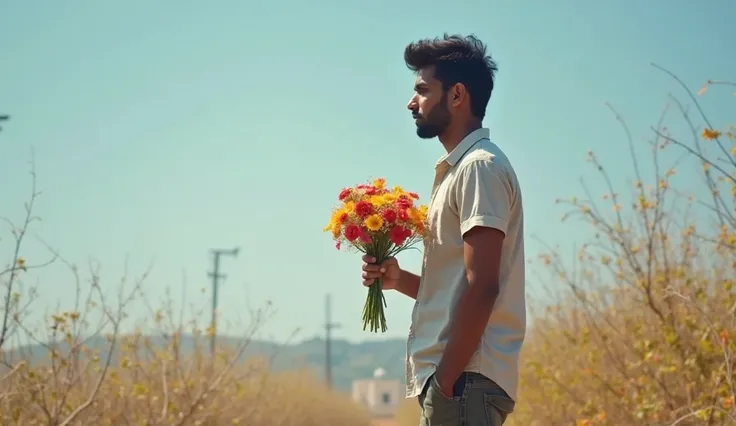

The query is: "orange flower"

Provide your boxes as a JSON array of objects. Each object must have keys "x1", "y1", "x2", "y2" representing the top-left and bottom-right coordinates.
[{"x1": 702, "y1": 128, "x2": 722, "y2": 140}]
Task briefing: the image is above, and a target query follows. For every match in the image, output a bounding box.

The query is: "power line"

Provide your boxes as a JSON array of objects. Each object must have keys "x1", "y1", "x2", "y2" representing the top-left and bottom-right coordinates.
[
  {"x1": 207, "y1": 247, "x2": 239, "y2": 357},
  {"x1": 324, "y1": 293, "x2": 341, "y2": 390}
]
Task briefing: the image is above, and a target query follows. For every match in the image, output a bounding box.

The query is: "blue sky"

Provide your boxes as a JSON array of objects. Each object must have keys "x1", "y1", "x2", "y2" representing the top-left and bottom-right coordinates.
[{"x1": 1, "y1": 0, "x2": 734, "y2": 346}]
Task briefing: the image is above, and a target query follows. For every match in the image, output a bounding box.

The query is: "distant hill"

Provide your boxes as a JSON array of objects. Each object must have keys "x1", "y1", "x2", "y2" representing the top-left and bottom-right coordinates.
[{"x1": 2, "y1": 334, "x2": 408, "y2": 392}]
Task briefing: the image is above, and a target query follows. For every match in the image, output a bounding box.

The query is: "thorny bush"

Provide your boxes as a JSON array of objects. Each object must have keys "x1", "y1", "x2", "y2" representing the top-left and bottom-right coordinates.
[{"x1": 0, "y1": 160, "x2": 370, "y2": 425}]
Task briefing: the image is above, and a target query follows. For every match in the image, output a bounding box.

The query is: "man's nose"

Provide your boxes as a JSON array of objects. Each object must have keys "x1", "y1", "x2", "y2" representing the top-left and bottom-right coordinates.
[{"x1": 407, "y1": 96, "x2": 418, "y2": 111}]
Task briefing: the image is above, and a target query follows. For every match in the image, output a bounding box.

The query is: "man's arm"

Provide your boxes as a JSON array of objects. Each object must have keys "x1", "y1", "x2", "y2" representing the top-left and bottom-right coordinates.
[
  {"x1": 434, "y1": 159, "x2": 512, "y2": 395},
  {"x1": 395, "y1": 269, "x2": 421, "y2": 300}
]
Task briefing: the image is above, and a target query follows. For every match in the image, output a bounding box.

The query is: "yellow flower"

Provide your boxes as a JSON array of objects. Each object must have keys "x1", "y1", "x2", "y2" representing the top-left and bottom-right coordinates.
[
  {"x1": 369, "y1": 195, "x2": 388, "y2": 207},
  {"x1": 364, "y1": 214, "x2": 384, "y2": 231},
  {"x1": 323, "y1": 210, "x2": 340, "y2": 232},
  {"x1": 344, "y1": 201, "x2": 356, "y2": 212},
  {"x1": 373, "y1": 178, "x2": 386, "y2": 189},
  {"x1": 392, "y1": 185, "x2": 404, "y2": 194}
]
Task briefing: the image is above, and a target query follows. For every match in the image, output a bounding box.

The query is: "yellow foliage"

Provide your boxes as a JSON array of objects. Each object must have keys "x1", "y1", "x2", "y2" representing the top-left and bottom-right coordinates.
[
  {"x1": 0, "y1": 296, "x2": 370, "y2": 426},
  {"x1": 397, "y1": 70, "x2": 736, "y2": 426},
  {"x1": 0, "y1": 301, "x2": 371, "y2": 426}
]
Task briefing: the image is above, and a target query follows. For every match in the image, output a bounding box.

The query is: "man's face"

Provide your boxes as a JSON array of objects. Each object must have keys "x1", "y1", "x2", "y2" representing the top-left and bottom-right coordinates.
[{"x1": 406, "y1": 67, "x2": 451, "y2": 139}]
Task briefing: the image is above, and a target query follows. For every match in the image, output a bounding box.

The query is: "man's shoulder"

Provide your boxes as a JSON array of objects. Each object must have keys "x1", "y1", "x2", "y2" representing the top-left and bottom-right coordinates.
[{"x1": 457, "y1": 141, "x2": 518, "y2": 182}]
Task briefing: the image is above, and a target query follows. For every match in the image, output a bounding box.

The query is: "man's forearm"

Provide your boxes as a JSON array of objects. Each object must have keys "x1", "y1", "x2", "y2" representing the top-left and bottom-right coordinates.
[
  {"x1": 395, "y1": 269, "x2": 421, "y2": 300},
  {"x1": 435, "y1": 283, "x2": 498, "y2": 391}
]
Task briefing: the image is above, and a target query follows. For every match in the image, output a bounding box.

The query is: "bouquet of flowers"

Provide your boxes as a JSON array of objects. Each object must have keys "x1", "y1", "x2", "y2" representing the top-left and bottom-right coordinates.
[{"x1": 324, "y1": 178, "x2": 429, "y2": 333}]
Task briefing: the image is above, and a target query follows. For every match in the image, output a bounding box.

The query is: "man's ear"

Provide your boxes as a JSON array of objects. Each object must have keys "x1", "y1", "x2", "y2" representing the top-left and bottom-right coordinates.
[{"x1": 450, "y1": 83, "x2": 467, "y2": 108}]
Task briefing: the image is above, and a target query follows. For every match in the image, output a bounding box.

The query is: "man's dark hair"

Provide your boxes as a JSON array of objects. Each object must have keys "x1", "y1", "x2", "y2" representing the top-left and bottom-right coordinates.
[{"x1": 404, "y1": 33, "x2": 498, "y2": 120}]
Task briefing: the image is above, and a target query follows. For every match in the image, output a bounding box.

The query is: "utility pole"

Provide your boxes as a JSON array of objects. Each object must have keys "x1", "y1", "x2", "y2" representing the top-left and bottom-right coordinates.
[
  {"x1": 324, "y1": 293, "x2": 341, "y2": 390},
  {"x1": 207, "y1": 247, "x2": 240, "y2": 357}
]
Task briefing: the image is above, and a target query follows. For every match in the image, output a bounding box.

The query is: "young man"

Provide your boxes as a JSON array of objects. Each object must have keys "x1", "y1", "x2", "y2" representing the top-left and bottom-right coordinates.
[{"x1": 361, "y1": 34, "x2": 526, "y2": 425}]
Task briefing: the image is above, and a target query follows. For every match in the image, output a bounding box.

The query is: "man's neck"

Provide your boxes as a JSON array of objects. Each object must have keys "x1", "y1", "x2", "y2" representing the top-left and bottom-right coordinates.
[{"x1": 439, "y1": 120, "x2": 482, "y2": 154}]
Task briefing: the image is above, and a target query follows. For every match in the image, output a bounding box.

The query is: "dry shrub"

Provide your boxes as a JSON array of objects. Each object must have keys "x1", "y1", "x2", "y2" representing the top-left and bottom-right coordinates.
[
  {"x1": 394, "y1": 69, "x2": 736, "y2": 426},
  {"x1": 394, "y1": 397, "x2": 420, "y2": 425},
  {"x1": 0, "y1": 158, "x2": 371, "y2": 425},
  {"x1": 509, "y1": 67, "x2": 736, "y2": 426}
]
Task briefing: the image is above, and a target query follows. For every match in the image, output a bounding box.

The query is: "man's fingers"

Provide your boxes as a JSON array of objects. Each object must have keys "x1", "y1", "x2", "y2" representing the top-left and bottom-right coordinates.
[
  {"x1": 362, "y1": 256, "x2": 393, "y2": 288},
  {"x1": 362, "y1": 263, "x2": 385, "y2": 272},
  {"x1": 362, "y1": 271, "x2": 382, "y2": 280}
]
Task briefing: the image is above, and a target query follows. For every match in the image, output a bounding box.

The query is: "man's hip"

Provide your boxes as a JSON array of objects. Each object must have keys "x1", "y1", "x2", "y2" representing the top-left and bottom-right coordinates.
[{"x1": 418, "y1": 372, "x2": 515, "y2": 426}]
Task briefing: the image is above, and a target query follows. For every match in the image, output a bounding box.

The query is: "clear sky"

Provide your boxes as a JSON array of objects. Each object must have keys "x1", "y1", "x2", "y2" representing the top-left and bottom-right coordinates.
[{"x1": 1, "y1": 0, "x2": 734, "y2": 345}]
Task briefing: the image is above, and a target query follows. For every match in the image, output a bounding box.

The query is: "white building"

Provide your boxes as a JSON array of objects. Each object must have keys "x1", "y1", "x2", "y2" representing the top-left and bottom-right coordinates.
[{"x1": 351, "y1": 368, "x2": 403, "y2": 418}]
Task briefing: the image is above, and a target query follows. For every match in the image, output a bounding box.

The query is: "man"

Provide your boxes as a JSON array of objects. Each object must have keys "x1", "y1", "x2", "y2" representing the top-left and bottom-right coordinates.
[{"x1": 361, "y1": 34, "x2": 526, "y2": 425}]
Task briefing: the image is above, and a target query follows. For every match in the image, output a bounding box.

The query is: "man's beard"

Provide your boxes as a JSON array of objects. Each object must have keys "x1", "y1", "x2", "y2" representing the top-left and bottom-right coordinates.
[
  {"x1": 416, "y1": 120, "x2": 447, "y2": 139},
  {"x1": 414, "y1": 95, "x2": 451, "y2": 139}
]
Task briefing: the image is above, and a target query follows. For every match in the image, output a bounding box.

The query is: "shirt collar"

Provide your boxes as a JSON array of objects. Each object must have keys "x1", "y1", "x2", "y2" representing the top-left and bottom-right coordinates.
[{"x1": 436, "y1": 127, "x2": 490, "y2": 168}]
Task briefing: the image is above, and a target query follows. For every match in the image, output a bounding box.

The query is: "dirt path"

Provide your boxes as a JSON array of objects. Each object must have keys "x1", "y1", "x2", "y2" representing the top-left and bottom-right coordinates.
[{"x1": 371, "y1": 418, "x2": 398, "y2": 426}]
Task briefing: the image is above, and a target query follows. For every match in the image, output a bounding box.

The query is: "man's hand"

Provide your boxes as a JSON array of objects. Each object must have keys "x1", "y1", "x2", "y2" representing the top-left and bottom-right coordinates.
[
  {"x1": 361, "y1": 256, "x2": 401, "y2": 290},
  {"x1": 434, "y1": 373, "x2": 457, "y2": 399}
]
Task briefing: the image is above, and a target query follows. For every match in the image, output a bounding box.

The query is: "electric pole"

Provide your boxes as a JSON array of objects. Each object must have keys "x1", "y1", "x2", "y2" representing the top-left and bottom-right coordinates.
[
  {"x1": 207, "y1": 247, "x2": 240, "y2": 357},
  {"x1": 324, "y1": 293, "x2": 341, "y2": 390}
]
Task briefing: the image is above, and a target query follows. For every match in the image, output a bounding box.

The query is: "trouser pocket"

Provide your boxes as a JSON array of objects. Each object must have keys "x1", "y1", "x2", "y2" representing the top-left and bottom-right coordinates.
[{"x1": 420, "y1": 374, "x2": 461, "y2": 426}]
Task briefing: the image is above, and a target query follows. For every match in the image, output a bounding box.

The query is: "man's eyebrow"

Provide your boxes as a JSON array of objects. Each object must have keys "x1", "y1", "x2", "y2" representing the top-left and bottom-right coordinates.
[{"x1": 414, "y1": 83, "x2": 428, "y2": 91}]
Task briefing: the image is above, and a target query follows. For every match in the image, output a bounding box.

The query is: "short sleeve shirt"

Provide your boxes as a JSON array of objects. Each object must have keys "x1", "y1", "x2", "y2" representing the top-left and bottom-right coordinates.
[{"x1": 404, "y1": 127, "x2": 526, "y2": 401}]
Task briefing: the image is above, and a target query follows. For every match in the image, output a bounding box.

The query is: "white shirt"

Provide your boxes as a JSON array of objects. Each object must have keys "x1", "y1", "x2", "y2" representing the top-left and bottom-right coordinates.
[{"x1": 405, "y1": 127, "x2": 526, "y2": 401}]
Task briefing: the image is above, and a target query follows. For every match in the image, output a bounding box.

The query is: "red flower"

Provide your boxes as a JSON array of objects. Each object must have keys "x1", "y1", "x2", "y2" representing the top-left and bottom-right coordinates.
[
  {"x1": 396, "y1": 196, "x2": 413, "y2": 210},
  {"x1": 355, "y1": 201, "x2": 374, "y2": 218},
  {"x1": 364, "y1": 187, "x2": 378, "y2": 196},
  {"x1": 389, "y1": 226, "x2": 412, "y2": 246},
  {"x1": 344, "y1": 224, "x2": 362, "y2": 241},
  {"x1": 335, "y1": 241, "x2": 341, "y2": 250},
  {"x1": 408, "y1": 192, "x2": 420, "y2": 199},
  {"x1": 338, "y1": 212, "x2": 348, "y2": 223},
  {"x1": 381, "y1": 209, "x2": 397, "y2": 224},
  {"x1": 397, "y1": 208, "x2": 409, "y2": 221},
  {"x1": 338, "y1": 188, "x2": 352, "y2": 201},
  {"x1": 359, "y1": 233, "x2": 372, "y2": 243}
]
